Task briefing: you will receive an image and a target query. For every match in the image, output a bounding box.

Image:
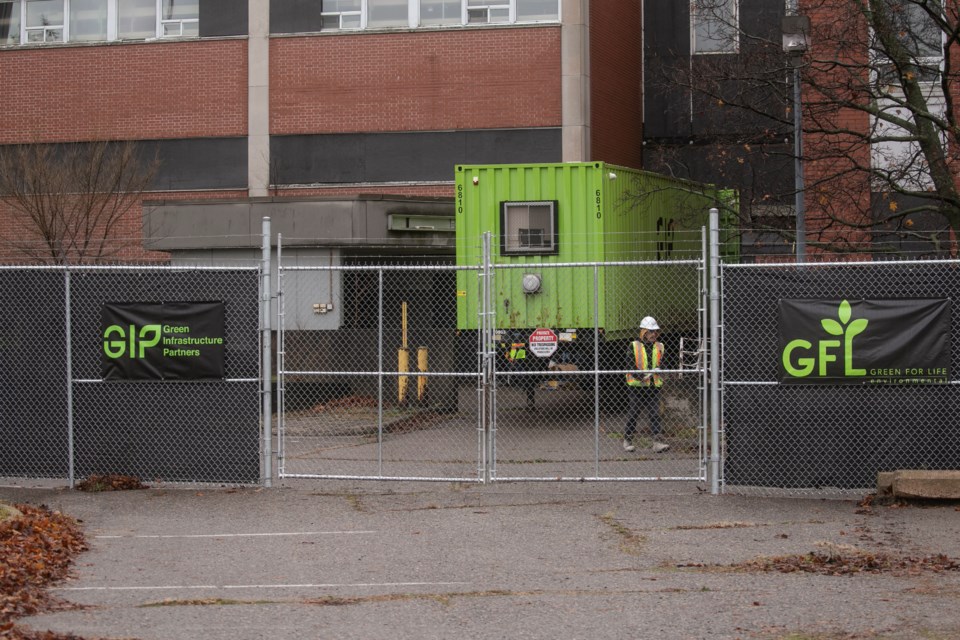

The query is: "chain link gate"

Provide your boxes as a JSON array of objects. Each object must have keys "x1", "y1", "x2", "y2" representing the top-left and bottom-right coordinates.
[
  {"x1": 277, "y1": 236, "x2": 710, "y2": 484},
  {"x1": 276, "y1": 260, "x2": 485, "y2": 481}
]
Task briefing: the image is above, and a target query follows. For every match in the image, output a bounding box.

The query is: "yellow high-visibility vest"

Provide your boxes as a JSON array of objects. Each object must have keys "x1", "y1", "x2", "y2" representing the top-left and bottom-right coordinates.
[{"x1": 626, "y1": 340, "x2": 663, "y2": 388}]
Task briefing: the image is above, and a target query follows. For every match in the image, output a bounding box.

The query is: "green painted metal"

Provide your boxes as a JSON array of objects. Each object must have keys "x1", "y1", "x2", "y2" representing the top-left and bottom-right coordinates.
[{"x1": 455, "y1": 162, "x2": 735, "y2": 339}]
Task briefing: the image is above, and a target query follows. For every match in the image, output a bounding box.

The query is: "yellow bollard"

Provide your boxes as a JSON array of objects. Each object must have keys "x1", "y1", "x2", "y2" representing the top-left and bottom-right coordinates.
[
  {"x1": 398, "y1": 347, "x2": 409, "y2": 404},
  {"x1": 398, "y1": 302, "x2": 409, "y2": 404},
  {"x1": 417, "y1": 346, "x2": 428, "y2": 403}
]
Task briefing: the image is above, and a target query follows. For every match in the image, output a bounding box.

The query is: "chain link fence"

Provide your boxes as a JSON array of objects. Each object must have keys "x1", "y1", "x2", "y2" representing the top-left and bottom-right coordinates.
[
  {"x1": 722, "y1": 260, "x2": 960, "y2": 496},
  {"x1": 0, "y1": 265, "x2": 262, "y2": 486},
  {"x1": 277, "y1": 250, "x2": 708, "y2": 483}
]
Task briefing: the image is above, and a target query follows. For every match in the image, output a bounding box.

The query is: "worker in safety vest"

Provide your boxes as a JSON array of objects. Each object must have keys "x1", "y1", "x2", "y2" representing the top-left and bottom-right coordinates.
[
  {"x1": 505, "y1": 341, "x2": 537, "y2": 408},
  {"x1": 623, "y1": 316, "x2": 669, "y2": 453}
]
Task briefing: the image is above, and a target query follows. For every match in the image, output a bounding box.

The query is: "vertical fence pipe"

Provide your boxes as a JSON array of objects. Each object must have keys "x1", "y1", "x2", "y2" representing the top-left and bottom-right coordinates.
[
  {"x1": 701, "y1": 226, "x2": 709, "y2": 481},
  {"x1": 276, "y1": 233, "x2": 284, "y2": 476},
  {"x1": 261, "y1": 217, "x2": 273, "y2": 488},
  {"x1": 593, "y1": 265, "x2": 600, "y2": 477},
  {"x1": 64, "y1": 269, "x2": 74, "y2": 489},
  {"x1": 378, "y1": 268, "x2": 384, "y2": 476},
  {"x1": 708, "y1": 208, "x2": 721, "y2": 495},
  {"x1": 482, "y1": 232, "x2": 493, "y2": 483}
]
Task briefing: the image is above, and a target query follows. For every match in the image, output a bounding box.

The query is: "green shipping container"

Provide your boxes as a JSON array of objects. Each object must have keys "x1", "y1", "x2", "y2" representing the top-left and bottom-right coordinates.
[{"x1": 455, "y1": 162, "x2": 736, "y2": 340}]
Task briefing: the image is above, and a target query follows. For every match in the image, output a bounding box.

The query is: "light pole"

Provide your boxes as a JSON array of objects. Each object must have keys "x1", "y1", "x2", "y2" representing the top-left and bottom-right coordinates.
[{"x1": 782, "y1": 14, "x2": 810, "y2": 262}]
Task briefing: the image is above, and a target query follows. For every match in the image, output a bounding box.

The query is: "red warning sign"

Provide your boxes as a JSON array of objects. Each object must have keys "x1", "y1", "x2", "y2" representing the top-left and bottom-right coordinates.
[{"x1": 528, "y1": 328, "x2": 558, "y2": 358}]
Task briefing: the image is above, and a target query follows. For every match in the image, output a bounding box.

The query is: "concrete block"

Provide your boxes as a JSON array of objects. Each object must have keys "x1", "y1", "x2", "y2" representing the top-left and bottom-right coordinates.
[
  {"x1": 891, "y1": 470, "x2": 960, "y2": 500},
  {"x1": 876, "y1": 471, "x2": 896, "y2": 495}
]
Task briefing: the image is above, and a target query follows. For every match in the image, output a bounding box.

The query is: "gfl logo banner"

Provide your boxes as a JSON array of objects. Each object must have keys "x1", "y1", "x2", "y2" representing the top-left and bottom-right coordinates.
[{"x1": 778, "y1": 298, "x2": 952, "y2": 384}]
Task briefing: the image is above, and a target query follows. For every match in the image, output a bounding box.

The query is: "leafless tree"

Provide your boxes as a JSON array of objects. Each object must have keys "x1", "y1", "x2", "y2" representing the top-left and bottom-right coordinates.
[
  {"x1": 646, "y1": 0, "x2": 960, "y2": 257},
  {"x1": 0, "y1": 141, "x2": 159, "y2": 264}
]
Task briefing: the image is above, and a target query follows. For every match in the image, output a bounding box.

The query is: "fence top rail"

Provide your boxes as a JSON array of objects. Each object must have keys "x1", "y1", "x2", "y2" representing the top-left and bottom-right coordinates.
[
  {"x1": 0, "y1": 265, "x2": 261, "y2": 272},
  {"x1": 280, "y1": 259, "x2": 702, "y2": 272},
  {"x1": 724, "y1": 258, "x2": 960, "y2": 269}
]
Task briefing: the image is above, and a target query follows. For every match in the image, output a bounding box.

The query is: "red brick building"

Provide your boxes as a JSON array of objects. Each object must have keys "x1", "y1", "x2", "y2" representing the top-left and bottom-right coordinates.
[{"x1": 0, "y1": 0, "x2": 643, "y2": 261}]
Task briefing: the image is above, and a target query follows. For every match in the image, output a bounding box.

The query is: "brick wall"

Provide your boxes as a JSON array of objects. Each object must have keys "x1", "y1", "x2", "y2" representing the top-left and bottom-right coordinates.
[
  {"x1": 0, "y1": 190, "x2": 247, "y2": 263},
  {"x1": 270, "y1": 26, "x2": 562, "y2": 135},
  {"x1": 0, "y1": 40, "x2": 247, "y2": 144},
  {"x1": 589, "y1": 1, "x2": 642, "y2": 169}
]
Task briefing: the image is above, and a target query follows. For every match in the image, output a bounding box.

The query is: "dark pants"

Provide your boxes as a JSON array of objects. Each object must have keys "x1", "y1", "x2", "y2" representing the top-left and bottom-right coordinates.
[{"x1": 624, "y1": 386, "x2": 662, "y2": 440}]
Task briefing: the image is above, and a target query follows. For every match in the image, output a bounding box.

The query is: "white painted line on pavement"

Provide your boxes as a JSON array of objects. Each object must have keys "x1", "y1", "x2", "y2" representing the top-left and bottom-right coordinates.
[
  {"x1": 56, "y1": 581, "x2": 470, "y2": 592},
  {"x1": 95, "y1": 530, "x2": 377, "y2": 539}
]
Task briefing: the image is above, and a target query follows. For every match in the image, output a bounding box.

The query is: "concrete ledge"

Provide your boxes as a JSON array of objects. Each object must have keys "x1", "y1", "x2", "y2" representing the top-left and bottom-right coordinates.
[{"x1": 877, "y1": 470, "x2": 960, "y2": 500}]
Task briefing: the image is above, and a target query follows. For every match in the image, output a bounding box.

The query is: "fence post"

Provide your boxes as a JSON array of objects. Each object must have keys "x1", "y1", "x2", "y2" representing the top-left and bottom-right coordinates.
[
  {"x1": 64, "y1": 268, "x2": 74, "y2": 489},
  {"x1": 708, "y1": 208, "x2": 721, "y2": 495},
  {"x1": 262, "y1": 217, "x2": 273, "y2": 488}
]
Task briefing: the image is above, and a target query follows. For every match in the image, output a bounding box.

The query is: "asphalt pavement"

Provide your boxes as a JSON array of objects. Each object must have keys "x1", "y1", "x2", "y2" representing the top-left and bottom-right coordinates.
[{"x1": 4, "y1": 480, "x2": 960, "y2": 640}]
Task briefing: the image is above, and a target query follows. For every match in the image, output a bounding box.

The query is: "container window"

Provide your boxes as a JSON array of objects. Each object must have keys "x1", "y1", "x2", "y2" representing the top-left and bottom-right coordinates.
[{"x1": 501, "y1": 201, "x2": 559, "y2": 255}]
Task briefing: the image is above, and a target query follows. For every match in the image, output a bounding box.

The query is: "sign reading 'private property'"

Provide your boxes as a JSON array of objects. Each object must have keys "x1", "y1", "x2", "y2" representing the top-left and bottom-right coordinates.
[
  {"x1": 101, "y1": 302, "x2": 226, "y2": 380},
  {"x1": 778, "y1": 298, "x2": 951, "y2": 384}
]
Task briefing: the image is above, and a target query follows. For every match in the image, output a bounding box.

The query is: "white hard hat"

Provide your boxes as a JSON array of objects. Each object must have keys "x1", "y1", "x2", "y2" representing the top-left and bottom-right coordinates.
[{"x1": 640, "y1": 316, "x2": 660, "y2": 331}]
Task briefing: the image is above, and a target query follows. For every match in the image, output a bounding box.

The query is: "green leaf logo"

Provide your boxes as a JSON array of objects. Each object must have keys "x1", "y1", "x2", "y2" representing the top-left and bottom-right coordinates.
[
  {"x1": 821, "y1": 318, "x2": 843, "y2": 335},
  {"x1": 838, "y1": 300, "x2": 851, "y2": 324}
]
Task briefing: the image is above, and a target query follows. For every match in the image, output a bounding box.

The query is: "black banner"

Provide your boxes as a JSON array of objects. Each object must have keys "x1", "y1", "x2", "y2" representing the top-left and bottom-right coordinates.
[
  {"x1": 101, "y1": 302, "x2": 225, "y2": 380},
  {"x1": 778, "y1": 298, "x2": 951, "y2": 384}
]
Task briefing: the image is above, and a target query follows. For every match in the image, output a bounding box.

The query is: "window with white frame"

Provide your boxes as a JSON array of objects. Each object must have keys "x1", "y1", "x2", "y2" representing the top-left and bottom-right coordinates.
[
  {"x1": 160, "y1": 0, "x2": 198, "y2": 37},
  {"x1": 25, "y1": 0, "x2": 63, "y2": 43},
  {"x1": 318, "y1": 0, "x2": 558, "y2": 30},
  {"x1": 367, "y1": 0, "x2": 407, "y2": 28},
  {"x1": 516, "y1": 0, "x2": 556, "y2": 22},
  {"x1": 0, "y1": 1, "x2": 22, "y2": 44},
  {"x1": 467, "y1": 0, "x2": 510, "y2": 24},
  {"x1": 691, "y1": 0, "x2": 738, "y2": 54},
  {"x1": 871, "y1": 1, "x2": 946, "y2": 190},
  {"x1": 0, "y1": 0, "x2": 200, "y2": 44},
  {"x1": 323, "y1": 0, "x2": 361, "y2": 29},
  {"x1": 419, "y1": 0, "x2": 459, "y2": 25},
  {"x1": 70, "y1": 0, "x2": 106, "y2": 41},
  {"x1": 118, "y1": 0, "x2": 157, "y2": 39},
  {"x1": 501, "y1": 201, "x2": 558, "y2": 255}
]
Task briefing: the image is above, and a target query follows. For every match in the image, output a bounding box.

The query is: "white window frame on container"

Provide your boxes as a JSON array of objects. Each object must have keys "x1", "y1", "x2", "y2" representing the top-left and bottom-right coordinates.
[
  {"x1": 691, "y1": 0, "x2": 738, "y2": 54},
  {"x1": 500, "y1": 200, "x2": 559, "y2": 256},
  {"x1": 870, "y1": 0, "x2": 946, "y2": 191}
]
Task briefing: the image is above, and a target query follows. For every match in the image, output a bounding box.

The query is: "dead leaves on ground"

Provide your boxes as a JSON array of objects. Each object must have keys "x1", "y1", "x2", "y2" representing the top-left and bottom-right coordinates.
[
  {"x1": 0, "y1": 504, "x2": 87, "y2": 639},
  {"x1": 75, "y1": 475, "x2": 147, "y2": 492},
  {"x1": 724, "y1": 541, "x2": 960, "y2": 577}
]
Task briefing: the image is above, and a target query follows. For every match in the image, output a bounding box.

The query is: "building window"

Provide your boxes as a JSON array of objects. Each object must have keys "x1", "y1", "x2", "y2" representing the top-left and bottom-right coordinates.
[
  {"x1": 0, "y1": 1, "x2": 22, "y2": 44},
  {"x1": 419, "y1": 0, "x2": 459, "y2": 25},
  {"x1": 874, "y1": 0, "x2": 943, "y2": 84},
  {"x1": 691, "y1": 0, "x2": 738, "y2": 54},
  {"x1": 160, "y1": 0, "x2": 198, "y2": 37},
  {"x1": 871, "y1": 1, "x2": 946, "y2": 191},
  {"x1": 0, "y1": 0, "x2": 201, "y2": 44},
  {"x1": 323, "y1": 0, "x2": 362, "y2": 29},
  {"x1": 367, "y1": 0, "x2": 407, "y2": 28},
  {"x1": 312, "y1": 0, "x2": 558, "y2": 31},
  {"x1": 467, "y1": 0, "x2": 509, "y2": 24},
  {"x1": 117, "y1": 0, "x2": 156, "y2": 39},
  {"x1": 25, "y1": 0, "x2": 63, "y2": 42},
  {"x1": 516, "y1": 0, "x2": 556, "y2": 22},
  {"x1": 500, "y1": 201, "x2": 559, "y2": 255},
  {"x1": 70, "y1": 0, "x2": 107, "y2": 41}
]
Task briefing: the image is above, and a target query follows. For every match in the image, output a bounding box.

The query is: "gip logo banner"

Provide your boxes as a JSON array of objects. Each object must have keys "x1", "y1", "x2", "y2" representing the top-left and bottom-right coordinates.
[
  {"x1": 778, "y1": 298, "x2": 951, "y2": 384},
  {"x1": 101, "y1": 302, "x2": 226, "y2": 380}
]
